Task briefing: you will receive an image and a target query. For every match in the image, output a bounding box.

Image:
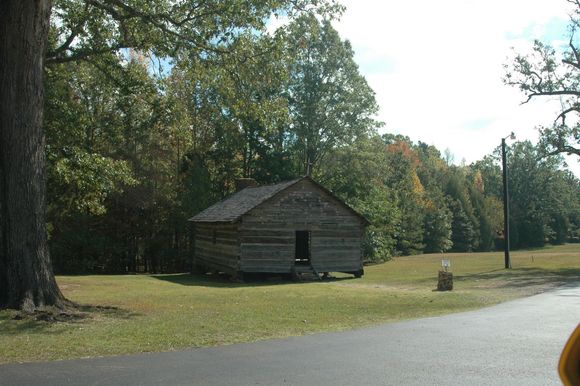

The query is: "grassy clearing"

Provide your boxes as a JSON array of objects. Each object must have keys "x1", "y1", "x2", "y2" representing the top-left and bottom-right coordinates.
[{"x1": 1, "y1": 244, "x2": 579, "y2": 364}]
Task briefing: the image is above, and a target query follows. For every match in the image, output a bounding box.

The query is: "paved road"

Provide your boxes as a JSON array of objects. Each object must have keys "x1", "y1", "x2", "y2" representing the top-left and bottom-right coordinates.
[{"x1": 2, "y1": 284, "x2": 579, "y2": 386}]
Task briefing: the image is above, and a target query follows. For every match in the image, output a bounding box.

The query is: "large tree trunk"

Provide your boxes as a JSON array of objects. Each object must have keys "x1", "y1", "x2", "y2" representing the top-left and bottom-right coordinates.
[{"x1": 0, "y1": 0, "x2": 66, "y2": 311}]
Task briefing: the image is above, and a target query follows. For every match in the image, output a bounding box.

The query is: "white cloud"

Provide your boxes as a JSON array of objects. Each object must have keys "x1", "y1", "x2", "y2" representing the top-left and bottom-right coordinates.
[{"x1": 333, "y1": 0, "x2": 579, "y2": 174}]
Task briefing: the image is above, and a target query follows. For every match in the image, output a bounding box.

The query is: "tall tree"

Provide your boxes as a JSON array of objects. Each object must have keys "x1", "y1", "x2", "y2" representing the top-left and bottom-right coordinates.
[
  {"x1": 507, "y1": 141, "x2": 580, "y2": 248},
  {"x1": 319, "y1": 135, "x2": 400, "y2": 262},
  {"x1": 383, "y1": 136, "x2": 427, "y2": 255},
  {"x1": 447, "y1": 198, "x2": 476, "y2": 252},
  {"x1": 211, "y1": 34, "x2": 292, "y2": 181},
  {"x1": 416, "y1": 142, "x2": 453, "y2": 253},
  {"x1": 445, "y1": 167, "x2": 480, "y2": 252},
  {"x1": 423, "y1": 199, "x2": 453, "y2": 253},
  {"x1": 285, "y1": 14, "x2": 381, "y2": 174},
  {"x1": 0, "y1": 0, "x2": 67, "y2": 311}
]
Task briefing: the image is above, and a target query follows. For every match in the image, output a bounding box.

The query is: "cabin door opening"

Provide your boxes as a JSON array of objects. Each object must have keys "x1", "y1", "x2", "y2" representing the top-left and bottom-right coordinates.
[{"x1": 295, "y1": 230, "x2": 311, "y2": 266}]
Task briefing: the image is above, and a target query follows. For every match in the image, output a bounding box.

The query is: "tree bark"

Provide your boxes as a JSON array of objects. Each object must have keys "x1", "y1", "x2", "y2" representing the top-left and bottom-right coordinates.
[{"x1": 0, "y1": 0, "x2": 66, "y2": 311}]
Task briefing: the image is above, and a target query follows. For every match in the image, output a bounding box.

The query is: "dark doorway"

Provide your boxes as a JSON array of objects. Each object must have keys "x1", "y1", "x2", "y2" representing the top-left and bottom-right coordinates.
[{"x1": 295, "y1": 230, "x2": 311, "y2": 265}]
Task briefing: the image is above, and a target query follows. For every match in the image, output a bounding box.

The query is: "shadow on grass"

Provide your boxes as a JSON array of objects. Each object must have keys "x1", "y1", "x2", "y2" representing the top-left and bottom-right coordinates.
[
  {"x1": 151, "y1": 272, "x2": 356, "y2": 288},
  {"x1": 0, "y1": 304, "x2": 138, "y2": 337},
  {"x1": 454, "y1": 267, "x2": 580, "y2": 290},
  {"x1": 76, "y1": 304, "x2": 139, "y2": 319},
  {"x1": 0, "y1": 312, "x2": 59, "y2": 336}
]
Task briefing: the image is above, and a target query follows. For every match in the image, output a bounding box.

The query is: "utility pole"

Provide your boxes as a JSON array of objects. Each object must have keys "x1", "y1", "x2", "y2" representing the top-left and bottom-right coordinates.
[{"x1": 501, "y1": 132, "x2": 515, "y2": 269}]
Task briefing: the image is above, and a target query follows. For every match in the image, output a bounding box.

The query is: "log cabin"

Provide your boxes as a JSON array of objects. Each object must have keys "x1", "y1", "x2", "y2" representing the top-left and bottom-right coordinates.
[{"x1": 188, "y1": 176, "x2": 369, "y2": 279}]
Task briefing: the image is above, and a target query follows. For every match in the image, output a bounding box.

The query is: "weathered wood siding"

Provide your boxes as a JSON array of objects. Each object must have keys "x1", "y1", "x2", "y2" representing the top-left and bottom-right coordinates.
[
  {"x1": 239, "y1": 179, "x2": 364, "y2": 273},
  {"x1": 194, "y1": 223, "x2": 239, "y2": 274}
]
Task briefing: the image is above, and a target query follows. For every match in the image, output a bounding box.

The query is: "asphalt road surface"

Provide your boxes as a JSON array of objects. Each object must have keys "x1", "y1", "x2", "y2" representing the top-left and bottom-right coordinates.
[{"x1": 2, "y1": 284, "x2": 579, "y2": 386}]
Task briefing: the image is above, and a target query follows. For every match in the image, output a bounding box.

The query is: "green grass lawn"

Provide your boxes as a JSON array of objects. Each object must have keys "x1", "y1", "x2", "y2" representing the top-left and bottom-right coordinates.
[{"x1": 1, "y1": 244, "x2": 579, "y2": 364}]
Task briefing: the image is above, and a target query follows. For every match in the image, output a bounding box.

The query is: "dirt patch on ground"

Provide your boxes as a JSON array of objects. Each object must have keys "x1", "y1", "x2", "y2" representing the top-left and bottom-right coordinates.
[
  {"x1": 469, "y1": 278, "x2": 564, "y2": 294},
  {"x1": 328, "y1": 282, "x2": 421, "y2": 292},
  {"x1": 58, "y1": 284, "x2": 81, "y2": 291},
  {"x1": 10, "y1": 304, "x2": 129, "y2": 324},
  {"x1": 12, "y1": 309, "x2": 86, "y2": 323}
]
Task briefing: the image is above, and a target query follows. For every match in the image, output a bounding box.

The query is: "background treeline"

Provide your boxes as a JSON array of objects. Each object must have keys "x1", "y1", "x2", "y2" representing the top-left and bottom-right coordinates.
[{"x1": 44, "y1": 4, "x2": 580, "y2": 274}]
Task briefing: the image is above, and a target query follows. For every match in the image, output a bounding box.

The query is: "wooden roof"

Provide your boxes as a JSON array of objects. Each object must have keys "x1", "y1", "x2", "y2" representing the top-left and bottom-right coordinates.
[
  {"x1": 189, "y1": 178, "x2": 300, "y2": 223},
  {"x1": 188, "y1": 176, "x2": 369, "y2": 225}
]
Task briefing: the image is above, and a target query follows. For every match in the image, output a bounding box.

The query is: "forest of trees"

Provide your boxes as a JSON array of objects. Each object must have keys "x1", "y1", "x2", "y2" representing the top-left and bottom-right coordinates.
[
  {"x1": 37, "y1": 3, "x2": 580, "y2": 275},
  {"x1": 1, "y1": 0, "x2": 579, "y2": 311}
]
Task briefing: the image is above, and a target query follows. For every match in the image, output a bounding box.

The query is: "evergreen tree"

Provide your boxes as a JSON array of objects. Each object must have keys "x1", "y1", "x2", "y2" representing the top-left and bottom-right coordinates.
[{"x1": 448, "y1": 198, "x2": 476, "y2": 252}]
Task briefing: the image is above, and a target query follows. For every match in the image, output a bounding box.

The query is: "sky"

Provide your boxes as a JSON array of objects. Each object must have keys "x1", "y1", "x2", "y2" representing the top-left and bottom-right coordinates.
[{"x1": 331, "y1": 0, "x2": 580, "y2": 175}]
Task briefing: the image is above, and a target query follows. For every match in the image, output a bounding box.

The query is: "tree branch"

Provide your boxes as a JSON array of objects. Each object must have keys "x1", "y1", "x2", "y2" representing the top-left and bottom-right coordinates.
[
  {"x1": 544, "y1": 144, "x2": 580, "y2": 157},
  {"x1": 47, "y1": 2, "x2": 91, "y2": 59},
  {"x1": 47, "y1": 0, "x2": 232, "y2": 65},
  {"x1": 46, "y1": 43, "x2": 130, "y2": 64},
  {"x1": 522, "y1": 90, "x2": 580, "y2": 104},
  {"x1": 555, "y1": 106, "x2": 580, "y2": 124},
  {"x1": 528, "y1": 70, "x2": 544, "y2": 89},
  {"x1": 86, "y1": 0, "x2": 229, "y2": 53},
  {"x1": 568, "y1": 30, "x2": 580, "y2": 68},
  {"x1": 562, "y1": 58, "x2": 580, "y2": 70}
]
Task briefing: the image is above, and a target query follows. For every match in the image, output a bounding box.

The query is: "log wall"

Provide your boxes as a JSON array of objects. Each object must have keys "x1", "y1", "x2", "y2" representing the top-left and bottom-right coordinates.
[
  {"x1": 194, "y1": 223, "x2": 239, "y2": 275},
  {"x1": 239, "y1": 179, "x2": 364, "y2": 273}
]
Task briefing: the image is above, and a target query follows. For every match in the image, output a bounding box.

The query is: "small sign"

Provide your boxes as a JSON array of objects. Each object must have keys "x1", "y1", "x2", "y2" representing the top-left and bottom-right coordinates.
[{"x1": 442, "y1": 259, "x2": 451, "y2": 271}]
